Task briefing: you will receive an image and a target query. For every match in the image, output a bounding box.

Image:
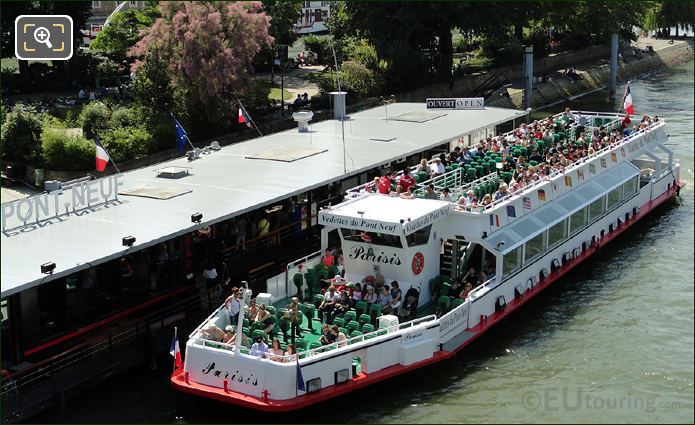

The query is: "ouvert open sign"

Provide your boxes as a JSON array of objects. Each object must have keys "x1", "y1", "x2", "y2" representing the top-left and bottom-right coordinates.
[
  {"x1": 426, "y1": 97, "x2": 484, "y2": 110},
  {"x1": 1, "y1": 174, "x2": 124, "y2": 230}
]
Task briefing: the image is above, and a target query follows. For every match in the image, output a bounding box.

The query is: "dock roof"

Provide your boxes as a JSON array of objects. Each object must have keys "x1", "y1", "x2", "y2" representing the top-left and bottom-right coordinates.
[{"x1": 1, "y1": 103, "x2": 525, "y2": 297}]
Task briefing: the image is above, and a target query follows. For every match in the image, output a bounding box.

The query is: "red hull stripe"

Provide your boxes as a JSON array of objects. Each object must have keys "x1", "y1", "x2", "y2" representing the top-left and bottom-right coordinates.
[{"x1": 172, "y1": 183, "x2": 683, "y2": 410}]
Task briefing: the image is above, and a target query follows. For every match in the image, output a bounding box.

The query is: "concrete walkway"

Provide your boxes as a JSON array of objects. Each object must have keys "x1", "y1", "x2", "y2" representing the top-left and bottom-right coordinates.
[{"x1": 255, "y1": 65, "x2": 323, "y2": 99}]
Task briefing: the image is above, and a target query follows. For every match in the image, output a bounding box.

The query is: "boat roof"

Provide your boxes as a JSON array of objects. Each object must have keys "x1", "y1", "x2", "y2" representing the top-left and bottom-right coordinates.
[
  {"x1": 486, "y1": 161, "x2": 639, "y2": 254},
  {"x1": 1, "y1": 103, "x2": 524, "y2": 297},
  {"x1": 319, "y1": 194, "x2": 451, "y2": 235}
]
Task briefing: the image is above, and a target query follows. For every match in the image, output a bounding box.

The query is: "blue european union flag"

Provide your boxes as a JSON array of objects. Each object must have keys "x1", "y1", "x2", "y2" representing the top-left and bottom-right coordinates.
[{"x1": 172, "y1": 116, "x2": 189, "y2": 152}]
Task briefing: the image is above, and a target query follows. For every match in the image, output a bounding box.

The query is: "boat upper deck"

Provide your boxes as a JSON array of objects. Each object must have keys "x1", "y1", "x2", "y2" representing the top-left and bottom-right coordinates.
[{"x1": 1, "y1": 103, "x2": 525, "y2": 297}]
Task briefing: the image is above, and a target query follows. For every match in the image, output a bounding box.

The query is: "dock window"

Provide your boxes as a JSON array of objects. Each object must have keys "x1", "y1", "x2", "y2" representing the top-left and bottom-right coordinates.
[
  {"x1": 547, "y1": 219, "x2": 567, "y2": 249},
  {"x1": 406, "y1": 225, "x2": 431, "y2": 247},
  {"x1": 606, "y1": 187, "x2": 622, "y2": 211},
  {"x1": 623, "y1": 176, "x2": 638, "y2": 196},
  {"x1": 569, "y1": 207, "x2": 588, "y2": 236},
  {"x1": 503, "y1": 246, "x2": 522, "y2": 278},
  {"x1": 524, "y1": 232, "x2": 546, "y2": 263},
  {"x1": 588, "y1": 197, "x2": 606, "y2": 222}
]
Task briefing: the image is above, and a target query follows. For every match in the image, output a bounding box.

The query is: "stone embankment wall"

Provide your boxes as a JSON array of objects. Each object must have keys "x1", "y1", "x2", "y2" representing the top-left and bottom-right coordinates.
[{"x1": 487, "y1": 39, "x2": 694, "y2": 109}]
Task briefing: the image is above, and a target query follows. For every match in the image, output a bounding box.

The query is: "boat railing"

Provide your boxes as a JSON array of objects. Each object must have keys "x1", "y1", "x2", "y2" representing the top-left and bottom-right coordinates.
[
  {"x1": 189, "y1": 313, "x2": 439, "y2": 362},
  {"x1": 454, "y1": 119, "x2": 665, "y2": 215},
  {"x1": 414, "y1": 167, "x2": 499, "y2": 199},
  {"x1": 468, "y1": 277, "x2": 498, "y2": 299}
]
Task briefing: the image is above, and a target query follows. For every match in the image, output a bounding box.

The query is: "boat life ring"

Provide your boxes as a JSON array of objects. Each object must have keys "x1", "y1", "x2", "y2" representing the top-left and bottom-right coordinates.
[{"x1": 412, "y1": 252, "x2": 425, "y2": 275}]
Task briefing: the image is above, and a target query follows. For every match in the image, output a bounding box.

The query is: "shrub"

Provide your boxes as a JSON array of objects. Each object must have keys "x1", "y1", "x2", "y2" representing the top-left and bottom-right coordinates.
[
  {"x1": 41, "y1": 128, "x2": 95, "y2": 171},
  {"x1": 348, "y1": 40, "x2": 387, "y2": 74},
  {"x1": 316, "y1": 60, "x2": 382, "y2": 99},
  {"x1": 303, "y1": 34, "x2": 332, "y2": 64},
  {"x1": 79, "y1": 101, "x2": 112, "y2": 137},
  {"x1": 110, "y1": 106, "x2": 144, "y2": 128},
  {"x1": 1, "y1": 106, "x2": 43, "y2": 162},
  {"x1": 100, "y1": 126, "x2": 154, "y2": 162}
]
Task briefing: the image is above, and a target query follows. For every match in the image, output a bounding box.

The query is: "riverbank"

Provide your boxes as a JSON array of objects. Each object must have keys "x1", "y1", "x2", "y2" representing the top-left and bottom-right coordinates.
[{"x1": 487, "y1": 38, "x2": 694, "y2": 109}]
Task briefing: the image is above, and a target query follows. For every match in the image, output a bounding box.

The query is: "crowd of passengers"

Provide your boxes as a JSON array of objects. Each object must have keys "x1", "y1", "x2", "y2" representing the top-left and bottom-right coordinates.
[
  {"x1": 367, "y1": 110, "x2": 659, "y2": 208},
  {"x1": 197, "y1": 250, "x2": 409, "y2": 361}
]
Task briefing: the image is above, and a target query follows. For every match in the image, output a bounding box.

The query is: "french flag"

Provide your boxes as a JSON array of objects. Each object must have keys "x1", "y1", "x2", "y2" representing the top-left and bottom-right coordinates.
[
  {"x1": 95, "y1": 135, "x2": 110, "y2": 172},
  {"x1": 623, "y1": 82, "x2": 634, "y2": 117},
  {"x1": 238, "y1": 103, "x2": 253, "y2": 128},
  {"x1": 170, "y1": 327, "x2": 182, "y2": 369}
]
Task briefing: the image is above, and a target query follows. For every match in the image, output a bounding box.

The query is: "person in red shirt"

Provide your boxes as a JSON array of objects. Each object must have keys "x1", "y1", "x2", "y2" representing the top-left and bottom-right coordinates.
[
  {"x1": 398, "y1": 168, "x2": 416, "y2": 192},
  {"x1": 322, "y1": 248, "x2": 335, "y2": 267},
  {"x1": 377, "y1": 171, "x2": 393, "y2": 194}
]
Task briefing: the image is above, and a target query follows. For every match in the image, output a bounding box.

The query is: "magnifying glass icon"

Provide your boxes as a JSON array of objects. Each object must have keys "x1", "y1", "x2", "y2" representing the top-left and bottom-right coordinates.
[{"x1": 33, "y1": 27, "x2": 53, "y2": 49}]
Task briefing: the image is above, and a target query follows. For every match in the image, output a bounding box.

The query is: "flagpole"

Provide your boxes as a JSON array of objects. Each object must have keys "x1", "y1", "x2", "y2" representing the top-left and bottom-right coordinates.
[
  {"x1": 239, "y1": 101, "x2": 264, "y2": 137},
  {"x1": 94, "y1": 132, "x2": 121, "y2": 174},
  {"x1": 172, "y1": 326, "x2": 178, "y2": 372},
  {"x1": 171, "y1": 113, "x2": 196, "y2": 151}
]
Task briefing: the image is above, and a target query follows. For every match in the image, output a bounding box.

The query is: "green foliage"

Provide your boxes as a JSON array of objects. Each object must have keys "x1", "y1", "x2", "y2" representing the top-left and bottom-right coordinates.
[
  {"x1": 100, "y1": 126, "x2": 154, "y2": 163},
  {"x1": 90, "y1": 6, "x2": 160, "y2": 63},
  {"x1": 303, "y1": 35, "x2": 333, "y2": 64},
  {"x1": 110, "y1": 106, "x2": 145, "y2": 128},
  {"x1": 262, "y1": 0, "x2": 302, "y2": 45},
  {"x1": 0, "y1": 106, "x2": 43, "y2": 162},
  {"x1": 316, "y1": 60, "x2": 382, "y2": 99},
  {"x1": 79, "y1": 102, "x2": 112, "y2": 136},
  {"x1": 40, "y1": 128, "x2": 95, "y2": 171},
  {"x1": 347, "y1": 40, "x2": 387, "y2": 74}
]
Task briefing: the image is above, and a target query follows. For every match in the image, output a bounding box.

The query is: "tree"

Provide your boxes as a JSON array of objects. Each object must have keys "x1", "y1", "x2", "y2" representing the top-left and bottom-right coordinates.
[
  {"x1": 643, "y1": 0, "x2": 694, "y2": 37},
  {"x1": 90, "y1": 6, "x2": 160, "y2": 63},
  {"x1": 261, "y1": 0, "x2": 301, "y2": 45},
  {"x1": 129, "y1": 1, "x2": 273, "y2": 135},
  {"x1": 1, "y1": 106, "x2": 43, "y2": 163}
]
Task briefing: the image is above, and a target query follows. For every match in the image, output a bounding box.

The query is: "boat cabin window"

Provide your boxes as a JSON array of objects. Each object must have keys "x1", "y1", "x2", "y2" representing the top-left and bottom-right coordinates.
[
  {"x1": 547, "y1": 219, "x2": 568, "y2": 249},
  {"x1": 341, "y1": 228, "x2": 403, "y2": 248},
  {"x1": 606, "y1": 187, "x2": 622, "y2": 211},
  {"x1": 623, "y1": 176, "x2": 638, "y2": 196},
  {"x1": 524, "y1": 232, "x2": 546, "y2": 263},
  {"x1": 569, "y1": 207, "x2": 588, "y2": 237},
  {"x1": 406, "y1": 225, "x2": 432, "y2": 247},
  {"x1": 588, "y1": 197, "x2": 606, "y2": 222},
  {"x1": 502, "y1": 246, "x2": 522, "y2": 278}
]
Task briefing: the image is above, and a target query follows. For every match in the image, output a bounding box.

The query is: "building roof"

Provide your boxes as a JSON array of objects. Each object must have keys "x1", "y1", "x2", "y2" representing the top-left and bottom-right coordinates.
[
  {"x1": 319, "y1": 194, "x2": 451, "y2": 236},
  {"x1": 1, "y1": 103, "x2": 525, "y2": 297}
]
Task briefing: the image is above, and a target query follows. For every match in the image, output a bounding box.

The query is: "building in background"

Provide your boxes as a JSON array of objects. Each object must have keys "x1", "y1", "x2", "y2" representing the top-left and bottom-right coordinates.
[
  {"x1": 82, "y1": 1, "x2": 146, "y2": 45},
  {"x1": 295, "y1": 1, "x2": 331, "y2": 34}
]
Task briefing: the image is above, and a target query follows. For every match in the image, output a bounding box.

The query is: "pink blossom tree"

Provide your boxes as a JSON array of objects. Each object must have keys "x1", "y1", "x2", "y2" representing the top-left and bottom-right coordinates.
[{"x1": 129, "y1": 1, "x2": 273, "y2": 134}]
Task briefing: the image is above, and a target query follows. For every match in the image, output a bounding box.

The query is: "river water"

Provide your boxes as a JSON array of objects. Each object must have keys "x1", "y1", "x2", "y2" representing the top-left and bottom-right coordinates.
[{"x1": 31, "y1": 62, "x2": 694, "y2": 424}]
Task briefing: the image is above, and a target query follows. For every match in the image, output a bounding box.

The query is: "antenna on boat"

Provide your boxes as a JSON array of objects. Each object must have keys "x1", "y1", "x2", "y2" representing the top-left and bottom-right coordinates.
[{"x1": 328, "y1": 33, "x2": 347, "y2": 174}]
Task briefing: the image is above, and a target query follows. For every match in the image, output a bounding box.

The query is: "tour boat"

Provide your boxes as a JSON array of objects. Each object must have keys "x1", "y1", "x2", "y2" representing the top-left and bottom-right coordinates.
[{"x1": 171, "y1": 110, "x2": 684, "y2": 411}]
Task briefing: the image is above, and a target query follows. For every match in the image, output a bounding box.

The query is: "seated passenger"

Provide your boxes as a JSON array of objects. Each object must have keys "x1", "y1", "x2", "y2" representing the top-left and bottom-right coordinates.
[
  {"x1": 351, "y1": 284, "x2": 362, "y2": 306},
  {"x1": 250, "y1": 336, "x2": 269, "y2": 357},
  {"x1": 399, "y1": 168, "x2": 416, "y2": 192},
  {"x1": 459, "y1": 282, "x2": 473, "y2": 299},
  {"x1": 318, "y1": 285, "x2": 340, "y2": 324},
  {"x1": 284, "y1": 344, "x2": 297, "y2": 362},
  {"x1": 267, "y1": 339, "x2": 284, "y2": 361},
  {"x1": 463, "y1": 267, "x2": 478, "y2": 286},
  {"x1": 448, "y1": 281, "x2": 460, "y2": 300},
  {"x1": 377, "y1": 171, "x2": 393, "y2": 194},
  {"x1": 332, "y1": 325, "x2": 348, "y2": 348},
  {"x1": 362, "y1": 286, "x2": 378, "y2": 305},
  {"x1": 400, "y1": 186, "x2": 416, "y2": 199},
  {"x1": 331, "y1": 290, "x2": 352, "y2": 322},
  {"x1": 416, "y1": 158, "x2": 431, "y2": 175},
  {"x1": 319, "y1": 324, "x2": 336, "y2": 346},
  {"x1": 440, "y1": 187, "x2": 454, "y2": 202},
  {"x1": 389, "y1": 281, "x2": 402, "y2": 315},
  {"x1": 481, "y1": 193, "x2": 493, "y2": 206},
  {"x1": 494, "y1": 184, "x2": 509, "y2": 200},
  {"x1": 424, "y1": 184, "x2": 438, "y2": 200},
  {"x1": 255, "y1": 304, "x2": 275, "y2": 336},
  {"x1": 223, "y1": 325, "x2": 235, "y2": 343},
  {"x1": 321, "y1": 248, "x2": 335, "y2": 267},
  {"x1": 201, "y1": 323, "x2": 225, "y2": 342},
  {"x1": 377, "y1": 285, "x2": 393, "y2": 313},
  {"x1": 229, "y1": 330, "x2": 250, "y2": 348},
  {"x1": 247, "y1": 298, "x2": 258, "y2": 321}
]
